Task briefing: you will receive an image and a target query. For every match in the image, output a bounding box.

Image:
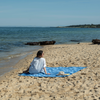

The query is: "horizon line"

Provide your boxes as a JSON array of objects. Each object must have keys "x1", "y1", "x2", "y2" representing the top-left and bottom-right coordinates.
[{"x1": 0, "y1": 23, "x2": 100, "y2": 27}]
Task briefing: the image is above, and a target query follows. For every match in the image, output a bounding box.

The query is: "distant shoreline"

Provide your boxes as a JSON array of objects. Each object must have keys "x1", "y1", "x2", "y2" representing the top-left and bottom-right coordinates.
[{"x1": 56, "y1": 24, "x2": 100, "y2": 28}]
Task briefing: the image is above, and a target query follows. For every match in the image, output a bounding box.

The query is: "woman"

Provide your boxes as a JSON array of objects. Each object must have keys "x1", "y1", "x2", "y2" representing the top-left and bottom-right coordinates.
[{"x1": 23, "y1": 50, "x2": 50, "y2": 75}]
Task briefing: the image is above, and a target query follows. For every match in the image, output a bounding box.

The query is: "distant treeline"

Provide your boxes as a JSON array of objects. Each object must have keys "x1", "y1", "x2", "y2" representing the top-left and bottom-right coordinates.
[{"x1": 57, "y1": 24, "x2": 100, "y2": 28}]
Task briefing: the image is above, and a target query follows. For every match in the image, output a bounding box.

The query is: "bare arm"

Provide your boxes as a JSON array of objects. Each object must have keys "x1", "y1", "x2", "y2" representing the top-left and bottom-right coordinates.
[
  {"x1": 23, "y1": 65, "x2": 31, "y2": 73},
  {"x1": 43, "y1": 67, "x2": 50, "y2": 75}
]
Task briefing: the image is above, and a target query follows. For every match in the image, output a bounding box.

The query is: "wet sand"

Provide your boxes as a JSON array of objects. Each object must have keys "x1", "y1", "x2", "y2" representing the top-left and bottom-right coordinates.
[{"x1": 0, "y1": 43, "x2": 100, "y2": 100}]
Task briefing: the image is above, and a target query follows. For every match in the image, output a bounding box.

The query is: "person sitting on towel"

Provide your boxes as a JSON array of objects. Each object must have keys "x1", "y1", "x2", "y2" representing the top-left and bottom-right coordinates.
[{"x1": 23, "y1": 50, "x2": 50, "y2": 75}]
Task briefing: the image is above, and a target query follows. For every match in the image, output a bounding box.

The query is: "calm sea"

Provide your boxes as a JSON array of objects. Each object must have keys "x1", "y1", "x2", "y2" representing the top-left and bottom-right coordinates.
[{"x1": 0, "y1": 27, "x2": 100, "y2": 74}]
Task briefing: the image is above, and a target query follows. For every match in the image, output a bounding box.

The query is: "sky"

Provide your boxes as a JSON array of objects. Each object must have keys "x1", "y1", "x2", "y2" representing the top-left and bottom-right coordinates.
[{"x1": 0, "y1": 0, "x2": 100, "y2": 27}]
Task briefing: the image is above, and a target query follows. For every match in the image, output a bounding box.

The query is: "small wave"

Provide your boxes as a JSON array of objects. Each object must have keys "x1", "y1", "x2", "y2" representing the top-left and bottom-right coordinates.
[
  {"x1": 0, "y1": 52, "x2": 32, "y2": 61},
  {"x1": 8, "y1": 53, "x2": 27, "y2": 59}
]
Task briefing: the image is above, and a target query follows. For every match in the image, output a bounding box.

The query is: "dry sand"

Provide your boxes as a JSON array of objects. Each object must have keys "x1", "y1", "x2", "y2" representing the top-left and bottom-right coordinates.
[{"x1": 0, "y1": 43, "x2": 100, "y2": 100}]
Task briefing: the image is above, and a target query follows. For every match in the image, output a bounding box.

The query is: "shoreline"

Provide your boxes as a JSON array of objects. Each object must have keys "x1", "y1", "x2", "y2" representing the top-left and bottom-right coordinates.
[{"x1": 0, "y1": 42, "x2": 100, "y2": 99}]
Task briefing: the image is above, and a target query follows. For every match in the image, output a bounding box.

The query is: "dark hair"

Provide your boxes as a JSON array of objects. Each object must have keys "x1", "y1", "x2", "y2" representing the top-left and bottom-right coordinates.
[{"x1": 37, "y1": 50, "x2": 43, "y2": 57}]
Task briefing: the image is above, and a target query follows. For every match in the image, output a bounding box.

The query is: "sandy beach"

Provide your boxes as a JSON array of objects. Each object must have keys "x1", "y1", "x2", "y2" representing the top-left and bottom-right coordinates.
[{"x1": 0, "y1": 43, "x2": 100, "y2": 100}]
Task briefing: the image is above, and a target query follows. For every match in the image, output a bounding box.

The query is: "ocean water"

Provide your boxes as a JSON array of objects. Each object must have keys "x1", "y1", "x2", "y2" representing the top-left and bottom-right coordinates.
[{"x1": 0, "y1": 27, "x2": 100, "y2": 71}]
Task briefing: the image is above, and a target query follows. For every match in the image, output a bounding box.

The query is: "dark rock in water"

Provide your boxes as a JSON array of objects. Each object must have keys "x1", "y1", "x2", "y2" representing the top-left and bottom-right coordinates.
[
  {"x1": 25, "y1": 40, "x2": 56, "y2": 45},
  {"x1": 70, "y1": 40, "x2": 82, "y2": 42},
  {"x1": 92, "y1": 39, "x2": 100, "y2": 44},
  {"x1": 25, "y1": 42, "x2": 40, "y2": 45},
  {"x1": 40, "y1": 40, "x2": 56, "y2": 45}
]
